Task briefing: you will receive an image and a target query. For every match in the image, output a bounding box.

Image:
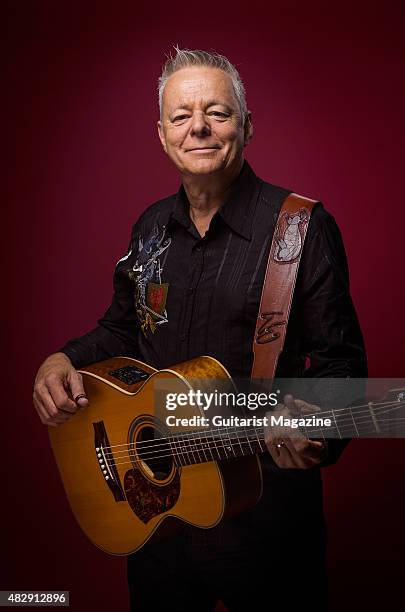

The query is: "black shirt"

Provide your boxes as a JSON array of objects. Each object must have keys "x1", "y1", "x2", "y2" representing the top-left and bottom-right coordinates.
[
  {"x1": 59, "y1": 159, "x2": 367, "y2": 477},
  {"x1": 60, "y1": 159, "x2": 367, "y2": 388},
  {"x1": 58, "y1": 158, "x2": 369, "y2": 566}
]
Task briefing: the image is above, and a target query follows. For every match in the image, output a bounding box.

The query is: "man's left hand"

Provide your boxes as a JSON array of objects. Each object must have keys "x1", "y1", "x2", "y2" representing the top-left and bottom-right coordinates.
[{"x1": 264, "y1": 394, "x2": 328, "y2": 469}]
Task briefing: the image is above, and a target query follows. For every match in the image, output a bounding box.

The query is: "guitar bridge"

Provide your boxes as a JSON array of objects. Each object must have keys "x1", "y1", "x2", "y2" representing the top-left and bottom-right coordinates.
[{"x1": 93, "y1": 421, "x2": 125, "y2": 502}]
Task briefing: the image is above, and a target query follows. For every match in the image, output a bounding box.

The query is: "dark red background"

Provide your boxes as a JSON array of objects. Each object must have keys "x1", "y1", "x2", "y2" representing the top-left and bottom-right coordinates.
[{"x1": 4, "y1": 2, "x2": 405, "y2": 611}]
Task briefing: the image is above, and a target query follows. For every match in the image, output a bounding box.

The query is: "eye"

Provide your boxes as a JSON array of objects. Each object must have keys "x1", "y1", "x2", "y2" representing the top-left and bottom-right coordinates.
[
  {"x1": 172, "y1": 114, "x2": 190, "y2": 123},
  {"x1": 208, "y1": 111, "x2": 229, "y2": 119}
]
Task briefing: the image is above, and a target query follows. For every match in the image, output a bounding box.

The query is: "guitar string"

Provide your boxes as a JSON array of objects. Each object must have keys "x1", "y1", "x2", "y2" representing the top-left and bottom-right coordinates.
[
  {"x1": 99, "y1": 398, "x2": 405, "y2": 454},
  {"x1": 107, "y1": 419, "x2": 404, "y2": 469},
  {"x1": 103, "y1": 409, "x2": 405, "y2": 462},
  {"x1": 99, "y1": 401, "x2": 405, "y2": 456},
  {"x1": 100, "y1": 418, "x2": 405, "y2": 469},
  {"x1": 109, "y1": 418, "x2": 405, "y2": 466},
  {"x1": 100, "y1": 400, "x2": 405, "y2": 458}
]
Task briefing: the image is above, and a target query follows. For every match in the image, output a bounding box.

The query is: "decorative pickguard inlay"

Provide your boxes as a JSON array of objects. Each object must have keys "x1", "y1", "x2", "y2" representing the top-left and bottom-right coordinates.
[{"x1": 124, "y1": 468, "x2": 180, "y2": 524}]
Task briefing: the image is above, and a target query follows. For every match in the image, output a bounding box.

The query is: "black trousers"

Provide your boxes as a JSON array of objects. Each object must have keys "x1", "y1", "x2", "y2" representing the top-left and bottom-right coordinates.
[{"x1": 127, "y1": 503, "x2": 328, "y2": 611}]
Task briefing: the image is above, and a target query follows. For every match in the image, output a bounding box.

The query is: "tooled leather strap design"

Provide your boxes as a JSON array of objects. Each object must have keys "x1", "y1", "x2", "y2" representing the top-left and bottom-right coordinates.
[{"x1": 251, "y1": 192, "x2": 318, "y2": 382}]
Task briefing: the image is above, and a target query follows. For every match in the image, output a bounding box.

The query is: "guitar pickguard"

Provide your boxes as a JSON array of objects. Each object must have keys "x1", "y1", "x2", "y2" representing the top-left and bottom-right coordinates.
[{"x1": 124, "y1": 468, "x2": 180, "y2": 524}]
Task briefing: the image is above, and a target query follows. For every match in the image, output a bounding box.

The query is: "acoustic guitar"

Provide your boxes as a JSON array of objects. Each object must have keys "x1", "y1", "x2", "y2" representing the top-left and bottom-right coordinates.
[{"x1": 48, "y1": 355, "x2": 405, "y2": 555}]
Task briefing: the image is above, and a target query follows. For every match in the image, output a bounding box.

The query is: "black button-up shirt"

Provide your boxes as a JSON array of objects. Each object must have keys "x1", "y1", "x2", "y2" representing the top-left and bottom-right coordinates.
[
  {"x1": 59, "y1": 159, "x2": 368, "y2": 550},
  {"x1": 60, "y1": 159, "x2": 367, "y2": 386}
]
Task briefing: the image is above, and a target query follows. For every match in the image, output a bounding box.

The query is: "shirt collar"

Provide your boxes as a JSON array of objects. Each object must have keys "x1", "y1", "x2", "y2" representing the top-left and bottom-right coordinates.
[{"x1": 169, "y1": 159, "x2": 261, "y2": 240}]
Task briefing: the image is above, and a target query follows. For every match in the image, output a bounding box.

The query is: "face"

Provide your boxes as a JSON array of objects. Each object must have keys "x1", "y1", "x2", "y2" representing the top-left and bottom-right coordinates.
[{"x1": 157, "y1": 66, "x2": 253, "y2": 177}]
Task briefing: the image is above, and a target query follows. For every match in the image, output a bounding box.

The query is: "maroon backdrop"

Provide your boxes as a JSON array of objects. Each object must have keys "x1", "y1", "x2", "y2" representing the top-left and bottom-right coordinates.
[{"x1": 4, "y1": 2, "x2": 405, "y2": 611}]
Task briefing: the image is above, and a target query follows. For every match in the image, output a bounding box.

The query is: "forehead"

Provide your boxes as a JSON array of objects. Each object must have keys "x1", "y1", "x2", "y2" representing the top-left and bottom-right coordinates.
[{"x1": 162, "y1": 66, "x2": 238, "y2": 110}]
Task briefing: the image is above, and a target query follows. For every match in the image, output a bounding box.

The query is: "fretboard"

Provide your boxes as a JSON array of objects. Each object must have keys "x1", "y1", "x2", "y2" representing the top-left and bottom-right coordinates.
[{"x1": 162, "y1": 398, "x2": 403, "y2": 467}]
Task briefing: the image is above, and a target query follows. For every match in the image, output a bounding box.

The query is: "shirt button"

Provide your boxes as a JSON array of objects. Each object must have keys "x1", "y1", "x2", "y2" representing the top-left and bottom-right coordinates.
[
  {"x1": 188, "y1": 287, "x2": 194, "y2": 294},
  {"x1": 195, "y1": 246, "x2": 202, "y2": 252},
  {"x1": 179, "y1": 333, "x2": 187, "y2": 341}
]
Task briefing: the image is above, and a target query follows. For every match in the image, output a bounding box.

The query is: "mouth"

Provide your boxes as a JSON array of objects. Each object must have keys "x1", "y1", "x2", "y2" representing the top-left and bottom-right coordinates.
[{"x1": 186, "y1": 146, "x2": 221, "y2": 152}]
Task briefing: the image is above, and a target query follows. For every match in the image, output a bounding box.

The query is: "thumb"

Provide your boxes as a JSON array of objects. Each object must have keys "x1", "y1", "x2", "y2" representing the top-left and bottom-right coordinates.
[
  {"x1": 283, "y1": 394, "x2": 297, "y2": 414},
  {"x1": 68, "y1": 371, "x2": 89, "y2": 408},
  {"x1": 293, "y1": 398, "x2": 321, "y2": 414}
]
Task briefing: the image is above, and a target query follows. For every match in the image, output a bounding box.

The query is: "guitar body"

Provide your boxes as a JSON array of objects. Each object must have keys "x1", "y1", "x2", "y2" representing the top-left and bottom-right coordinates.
[{"x1": 49, "y1": 356, "x2": 263, "y2": 555}]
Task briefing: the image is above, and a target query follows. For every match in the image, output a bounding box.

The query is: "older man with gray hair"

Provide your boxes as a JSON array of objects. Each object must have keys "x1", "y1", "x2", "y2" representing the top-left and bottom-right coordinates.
[{"x1": 34, "y1": 47, "x2": 367, "y2": 610}]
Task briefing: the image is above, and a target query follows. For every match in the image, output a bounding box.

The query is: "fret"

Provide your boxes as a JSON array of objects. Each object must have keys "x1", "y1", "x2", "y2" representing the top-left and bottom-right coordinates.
[
  {"x1": 203, "y1": 429, "x2": 215, "y2": 462},
  {"x1": 180, "y1": 432, "x2": 193, "y2": 465},
  {"x1": 173, "y1": 432, "x2": 184, "y2": 467},
  {"x1": 254, "y1": 426, "x2": 265, "y2": 453},
  {"x1": 227, "y1": 427, "x2": 237, "y2": 458},
  {"x1": 330, "y1": 410, "x2": 342, "y2": 439},
  {"x1": 196, "y1": 429, "x2": 209, "y2": 463},
  {"x1": 319, "y1": 426, "x2": 326, "y2": 444},
  {"x1": 300, "y1": 415, "x2": 310, "y2": 442},
  {"x1": 210, "y1": 432, "x2": 222, "y2": 461},
  {"x1": 349, "y1": 406, "x2": 359, "y2": 437},
  {"x1": 243, "y1": 430, "x2": 254, "y2": 455},
  {"x1": 368, "y1": 401, "x2": 381, "y2": 434},
  {"x1": 229, "y1": 434, "x2": 242, "y2": 458},
  {"x1": 212, "y1": 433, "x2": 229, "y2": 461},
  {"x1": 352, "y1": 406, "x2": 377, "y2": 437},
  {"x1": 188, "y1": 431, "x2": 199, "y2": 465},
  {"x1": 234, "y1": 427, "x2": 245, "y2": 455},
  {"x1": 169, "y1": 434, "x2": 181, "y2": 468}
]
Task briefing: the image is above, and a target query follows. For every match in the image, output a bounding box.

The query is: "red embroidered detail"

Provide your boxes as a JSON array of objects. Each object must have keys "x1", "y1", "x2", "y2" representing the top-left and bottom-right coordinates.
[{"x1": 146, "y1": 282, "x2": 169, "y2": 316}]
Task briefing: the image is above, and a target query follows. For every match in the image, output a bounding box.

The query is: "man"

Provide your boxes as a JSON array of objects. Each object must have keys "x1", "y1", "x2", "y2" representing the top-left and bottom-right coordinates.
[{"x1": 33, "y1": 48, "x2": 367, "y2": 610}]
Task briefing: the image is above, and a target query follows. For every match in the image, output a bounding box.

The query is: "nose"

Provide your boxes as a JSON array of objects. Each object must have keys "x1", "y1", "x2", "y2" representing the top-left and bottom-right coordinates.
[{"x1": 190, "y1": 111, "x2": 211, "y2": 137}]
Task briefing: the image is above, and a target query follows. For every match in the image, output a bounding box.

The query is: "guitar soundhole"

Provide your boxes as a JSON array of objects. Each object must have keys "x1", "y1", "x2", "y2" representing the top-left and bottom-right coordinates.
[{"x1": 136, "y1": 426, "x2": 173, "y2": 481}]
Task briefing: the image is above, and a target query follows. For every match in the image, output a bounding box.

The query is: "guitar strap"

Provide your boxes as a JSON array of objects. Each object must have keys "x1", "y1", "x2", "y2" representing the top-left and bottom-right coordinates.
[{"x1": 251, "y1": 192, "x2": 318, "y2": 383}]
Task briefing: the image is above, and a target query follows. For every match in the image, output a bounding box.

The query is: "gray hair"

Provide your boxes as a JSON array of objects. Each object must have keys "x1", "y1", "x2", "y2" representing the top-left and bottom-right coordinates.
[{"x1": 158, "y1": 46, "x2": 248, "y2": 121}]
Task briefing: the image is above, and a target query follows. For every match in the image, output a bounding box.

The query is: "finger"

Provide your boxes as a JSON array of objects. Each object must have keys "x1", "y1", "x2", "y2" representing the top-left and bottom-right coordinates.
[
  {"x1": 293, "y1": 399, "x2": 321, "y2": 414},
  {"x1": 272, "y1": 418, "x2": 305, "y2": 445},
  {"x1": 283, "y1": 394, "x2": 298, "y2": 415},
  {"x1": 35, "y1": 384, "x2": 59, "y2": 418},
  {"x1": 33, "y1": 392, "x2": 56, "y2": 425},
  {"x1": 305, "y1": 439, "x2": 328, "y2": 459},
  {"x1": 274, "y1": 443, "x2": 295, "y2": 468},
  {"x1": 265, "y1": 432, "x2": 295, "y2": 468},
  {"x1": 264, "y1": 413, "x2": 295, "y2": 467},
  {"x1": 46, "y1": 376, "x2": 78, "y2": 414},
  {"x1": 288, "y1": 437, "x2": 327, "y2": 467},
  {"x1": 33, "y1": 392, "x2": 65, "y2": 427},
  {"x1": 37, "y1": 383, "x2": 74, "y2": 421},
  {"x1": 309, "y1": 440, "x2": 325, "y2": 448},
  {"x1": 48, "y1": 412, "x2": 71, "y2": 425},
  {"x1": 283, "y1": 395, "x2": 321, "y2": 418},
  {"x1": 280, "y1": 436, "x2": 307, "y2": 468},
  {"x1": 266, "y1": 443, "x2": 287, "y2": 466},
  {"x1": 68, "y1": 371, "x2": 89, "y2": 407}
]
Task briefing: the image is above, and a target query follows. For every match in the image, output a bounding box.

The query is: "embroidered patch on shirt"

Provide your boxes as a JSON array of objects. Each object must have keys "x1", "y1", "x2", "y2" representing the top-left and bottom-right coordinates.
[
  {"x1": 147, "y1": 282, "x2": 169, "y2": 315},
  {"x1": 128, "y1": 225, "x2": 171, "y2": 337}
]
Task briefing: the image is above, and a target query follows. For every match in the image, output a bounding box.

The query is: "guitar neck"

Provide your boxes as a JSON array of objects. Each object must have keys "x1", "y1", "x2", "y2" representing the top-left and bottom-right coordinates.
[
  {"x1": 170, "y1": 426, "x2": 266, "y2": 466},
  {"x1": 167, "y1": 394, "x2": 405, "y2": 467}
]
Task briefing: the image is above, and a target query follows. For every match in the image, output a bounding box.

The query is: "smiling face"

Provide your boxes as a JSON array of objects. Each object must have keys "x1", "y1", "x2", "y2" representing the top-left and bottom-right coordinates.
[{"x1": 157, "y1": 66, "x2": 252, "y2": 178}]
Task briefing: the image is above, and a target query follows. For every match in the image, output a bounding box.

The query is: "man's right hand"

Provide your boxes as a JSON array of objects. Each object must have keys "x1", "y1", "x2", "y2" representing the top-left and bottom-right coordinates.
[{"x1": 33, "y1": 352, "x2": 89, "y2": 427}]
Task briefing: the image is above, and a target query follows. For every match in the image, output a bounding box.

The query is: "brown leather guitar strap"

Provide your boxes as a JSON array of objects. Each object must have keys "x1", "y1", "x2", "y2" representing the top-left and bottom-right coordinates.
[{"x1": 251, "y1": 193, "x2": 318, "y2": 383}]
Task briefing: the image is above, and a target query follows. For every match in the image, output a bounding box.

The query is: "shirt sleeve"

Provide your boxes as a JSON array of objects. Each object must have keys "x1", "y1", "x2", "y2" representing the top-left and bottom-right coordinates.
[
  {"x1": 58, "y1": 227, "x2": 140, "y2": 369},
  {"x1": 281, "y1": 204, "x2": 368, "y2": 467}
]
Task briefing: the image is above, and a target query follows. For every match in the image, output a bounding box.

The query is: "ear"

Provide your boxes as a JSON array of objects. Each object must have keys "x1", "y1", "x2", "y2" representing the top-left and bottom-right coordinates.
[
  {"x1": 243, "y1": 111, "x2": 253, "y2": 146},
  {"x1": 157, "y1": 120, "x2": 167, "y2": 153}
]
